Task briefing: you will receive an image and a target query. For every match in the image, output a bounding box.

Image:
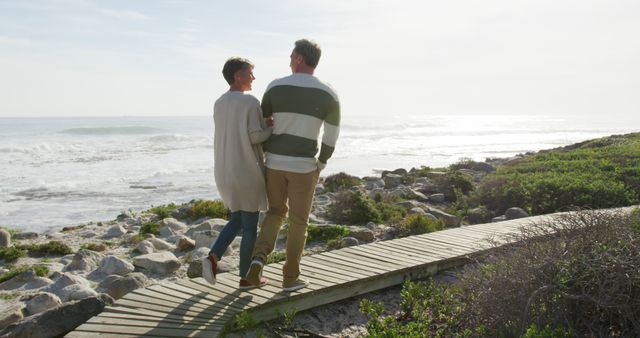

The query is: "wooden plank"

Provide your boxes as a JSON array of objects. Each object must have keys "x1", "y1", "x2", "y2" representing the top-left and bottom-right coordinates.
[
  {"x1": 367, "y1": 241, "x2": 445, "y2": 260},
  {"x1": 127, "y1": 288, "x2": 222, "y2": 314},
  {"x1": 146, "y1": 283, "x2": 253, "y2": 316},
  {"x1": 311, "y1": 252, "x2": 392, "y2": 275},
  {"x1": 401, "y1": 236, "x2": 479, "y2": 252},
  {"x1": 301, "y1": 256, "x2": 372, "y2": 279},
  {"x1": 175, "y1": 279, "x2": 265, "y2": 307},
  {"x1": 117, "y1": 292, "x2": 220, "y2": 318},
  {"x1": 320, "y1": 250, "x2": 403, "y2": 271},
  {"x1": 341, "y1": 246, "x2": 425, "y2": 266},
  {"x1": 99, "y1": 309, "x2": 228, "y2": 326},
  {"x1": 67, "y1": 331, "x2": 166, "y2": 338},
  {"x1": 378, "y1": 238, "x2": 470, "y2": 257},
  {"x1": 71, "y1": 322, "x2": 220, "y2": 338},
  {"x1": 371, "y1": 240, "x2": 452, "y2": 259},
  {"x1": 297, "y1": 264, "x2": 346, "y2": 285},
  {"x1": 112, "y1": 298, "x2": 231, "y2": 321},
  {"x1": 86, "y1": 316, "x2": 224, "y2": 331}
]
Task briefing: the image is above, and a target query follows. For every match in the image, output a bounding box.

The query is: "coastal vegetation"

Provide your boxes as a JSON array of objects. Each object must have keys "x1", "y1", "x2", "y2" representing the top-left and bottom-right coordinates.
[
  {"x1": 361, "y1": 209, "x2": 640, "y2": 337},
  {"x1": 469, "y1": 132, "x2": 640, "y2": 216},
  {"x1": 1, "y1": 241, "x2": 73, "y2": 262},
  {"x1": 187, "y1": 200, "x2": 228, "y2": 220},
  {"x1": 0, "y1": 265, "x2": 49, "y2": 283}
]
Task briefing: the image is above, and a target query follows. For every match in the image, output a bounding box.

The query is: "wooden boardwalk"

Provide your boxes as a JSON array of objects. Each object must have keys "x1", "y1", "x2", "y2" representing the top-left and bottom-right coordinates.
[{"x1": 68, "y1": 214, "x2": 551, "y2": 337}]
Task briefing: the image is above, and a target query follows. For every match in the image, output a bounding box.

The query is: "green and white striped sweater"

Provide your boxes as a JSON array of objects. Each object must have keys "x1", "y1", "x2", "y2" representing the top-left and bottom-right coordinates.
[{"x1": 261, "y1": 73, "x2": 340, "y2": 173}]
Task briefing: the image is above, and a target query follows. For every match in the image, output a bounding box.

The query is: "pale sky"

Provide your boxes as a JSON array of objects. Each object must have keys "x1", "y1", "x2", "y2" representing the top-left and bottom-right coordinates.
[{"x1": 1, "y1": 0, "x2": 639, "y2": 119}]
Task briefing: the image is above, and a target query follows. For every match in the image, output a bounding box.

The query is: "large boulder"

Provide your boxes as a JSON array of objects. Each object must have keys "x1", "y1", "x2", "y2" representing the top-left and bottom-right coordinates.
[
  {"x1": 98, "y1": 256, "x2": 135, "y2": 276},
  {"x1": 185, "y1": 219, "x2": 227, "y2": 237},
  {"x1": 176, "y1": 236, "x2": 196, "y2": 252},
  {"x1": 465, "y1": 207, "x2": 492, "y2": 224},
  {"x1": 0, "y1": 294, "x2": 114, "y2": 338},
  {"x1": 132, "y1": 252, "x2": 181, "y2": 275},
  {"x1": 161, "y1": 218, "x2": 188, "y2": 232},
  {"x1": 65, "y1": 249, "x2": 105, "y2": 272},
  {"x1": 0, "y1": 229, "x2": 10, "y2": 248},
  {"x1": 147, "y1": 237, "x2": 176, "y2": 251},
  {"x1": 41, "y1": 272, "x2": 90, "y2": 296},
  {"x1": 382, "y1": 174, "x2": 403, "y2": 189},
  {"x1": 104, "y1": 224, "x2": 127, "y2": 238},
  {"x1": 428, "y1": 193, "x2": 446, "y2": 203},
  {"x1": 58, "y1": 284, "x2": 99, "y2": 302},
  {"x1": 505, "y1": 207, "x2": 529, "y2": 220},
  {"x1": 25, "y1": 292, "x2": 62, "y2": 316},
  {"x1": 347, "y1": 227, "x2": 375, "y2": 242},
  {"x1": 364, "y1": 179, "x2": 385, "y2": 190},
  {"x1": 0, "y1": 269, "x2": 52, "y2": 291},
  {"x1": 0, "y1": 302, "x2": 24, "y2": 331},
  {"x1": 98, "y1": 273, "x2": 147, "y2": 300},
  {"x1": 136, "y1": 240, "x2": 155, "y2": 254},
  {"x1": 192, "y1": 230, "x2": 220, "y2": 249},
  {"x1": 425, "y1": 208, "x2": 461, "y2": 227}
]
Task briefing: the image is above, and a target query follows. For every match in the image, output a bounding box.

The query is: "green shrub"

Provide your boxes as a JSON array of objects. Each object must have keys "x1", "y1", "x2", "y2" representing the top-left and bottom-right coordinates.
[
  {"x1": 188, "y1": 200, "x2": 228, "y2": 220},
  {"x1": 14, "y1": 241, "x2": 73, "y2": 256},
  {"x1": 433, "y1": 170, "x2": 475, "y2": 201},
  {"x1": 307, "y1": 224, "x2": 350, "y2": 243},
  {"x1": 0, "y1": 246, "x2": 28, "y2": 262},
  {"x1": 267, "y1": 251, "x2": 286, "y2": 264},
  {"x1": 0, "y1": 265, "x2": 49, "y2": 283},
  {"x1": 474, "y1": 133, "x2": 640, "y2": 215},
  {"x1": 323, "y1": 172, "x2": 362, "y2": 192},
  {"x1": 0, "y1": 226, "x2": 20, "y2": 237},
  {"x1": 396, "y1": 214, "x2": 445, "y2": 237},
  {"x1": 413, "y1": 165, "x2": 432, "y2": 177},
  {"x1": 326, "y1": 190, "x2": 382, "y2": 225},
  {"x1": 147, "y1": 203, "x2": 178, "y2": 219},
  {"x1": 139, "y1": 222, "x2": 161, "y2": 236},
  {"x1": 80, "y1": 243, "x2": 108, "y2": 252}
]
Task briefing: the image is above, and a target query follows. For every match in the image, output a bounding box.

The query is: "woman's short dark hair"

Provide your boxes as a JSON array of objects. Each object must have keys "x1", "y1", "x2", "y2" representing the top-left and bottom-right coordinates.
[
  {"x1": 294, "y1": 39, "x2": 321, "y2": 68},
  {"x1": 222, "y1": 57, "x2": 254, "y2": 85}
]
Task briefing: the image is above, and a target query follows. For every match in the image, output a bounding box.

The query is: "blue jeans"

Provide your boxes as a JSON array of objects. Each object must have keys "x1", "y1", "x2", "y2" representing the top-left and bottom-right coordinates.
[{"x1": 209, "y1": 210, "x2": 259, "y2": 278}]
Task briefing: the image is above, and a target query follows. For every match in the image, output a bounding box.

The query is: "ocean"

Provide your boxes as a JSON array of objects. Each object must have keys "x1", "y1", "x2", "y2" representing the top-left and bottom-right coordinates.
[{"x1": 1, "y1": 114, "x2": 638, "y2": 233}]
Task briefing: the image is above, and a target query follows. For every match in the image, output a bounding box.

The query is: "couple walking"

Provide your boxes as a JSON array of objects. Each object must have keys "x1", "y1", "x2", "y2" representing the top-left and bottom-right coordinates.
[{"x1": 202, "y1": 39, "x2": 340, "y2": 292}]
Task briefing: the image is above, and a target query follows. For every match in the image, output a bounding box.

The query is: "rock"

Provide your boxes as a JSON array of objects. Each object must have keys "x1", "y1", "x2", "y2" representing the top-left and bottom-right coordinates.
[
  {"x1": 365, "y1": 222, "x2": 379, "y2": 230},
  {"x1": 80, "y1": 231, "x2": 98, "y2": 239},
  {"x1": 390, "y1": 185, "x2": 413, "y2": 198},
  {"x1": 12, "y1": 232, "x2": 38, "y2": 240},
  {"x1": 192, "y1": 230, "x2": 220, "y2": 249},
  {"x1": 365, "y1": 179, "x2": 385, "y2": 190},
  {"x1": 382, "y1": 174, "x2": 403, "y2": 189},
  {"x1": 313, "y1": 194, "x2": 332, "y2": 206},
  {"x1": 492, "y1": 215, "x2": 507, "y2": 223},
  {"x1": 426, "y1": 208, "x2": 461, "y2": 227},
  {"x1": 132, "y1": 252, "x2": 181, "y2": 275},
  {"x1": 25, "y1": 292, "x2": 62, "y2": 316},
  {"x1": 413, "y1": 177, "x2": 430, "y2": 185},
  {"x1": 0, "y1": 294, "x2": 114, "y2": 338},
  {"x1": 505, "y1": 207, "x2": 528, "y2": 220},
  {"x1": 117, "y1": 210, "x2": 135, "y2": 221},
  {"x1": 348, "y1": 227, "x2": 374, "y2": 242},
  {"x1": 428, "y1": 193, "x2": 446, "y2": 203},
  {"x1": 189, "y1": 247, "x2": 211, "y2": 261},
  {"x1": 465, "y1": 207, "x2": 491, "y2": 224},
  {"x1": 161, "y1": 218, "x2": 188, "y2": 232},
  {"x1": 0, "y1": 269, "x2": 52, "y2": 291},
  {"x1": 98, "y1": 256, "x2": 135, "y2": 276},
  {"x1": 58, "y1": 254, "x2": 75, "y2": 266},
  {"x1": 340, "y1": 237, "x2": 360, "y2": 247},
  {"x1": 416, "y1": 182, "x2": 440, "y2": 195},
  {"x1": 104, "y1": 224, "x2": 127, "y2": 238},
  {"x1": 367, "y1": 187, "x2": 385, "y2": 198},
  {"x1": 136, "y1": 240, "x2": 155, "y2": 254},
  {"x1": 0, "y1": 302, "x2": 24, "y2": 331},
  {"x1": 0, "y1": 229, "x2": 10, "y2": 248},
  {"x1": 158, "y1": 225, "x2": 176, "y2": 238},
  {"x1": 98, "y1": 273, "x2": 147, "y2": 300},
  {"x1": 408, "y1": 207, "x2": 427, "y2": 215},
  {"x1": 147, "y1": 237, "x2": 176, "y2": 251},
  {"x1": 176, "y1": 236, "x2": 196, "y2": 252},
  {"x1": 65, "y1": 249, "x2": 105, "y2": 272},
  {"x1": 186, "y1": 260, "x2": 202, "y2": 278},
  {"x1": 423, "y1": 213, "x2": 439, "y2": 222},
  {"x1": 42, "y1": 272, "x2": 90, "y2": 296},
  {"x1": 382, "y1": 168, "x2": 408, "y2": 177},
  {"x1": 315, "y1": 183, "x2": 325, "y2": 195},
  {"x1": 59, "y1": 284, "x2": 99, "y2": 302},
  {"x1": 186, "y1": 219, "x2": 227, "y2": 237},
  {"x1": 410, "y1": 189, "x2": 429, "y2": 202}
]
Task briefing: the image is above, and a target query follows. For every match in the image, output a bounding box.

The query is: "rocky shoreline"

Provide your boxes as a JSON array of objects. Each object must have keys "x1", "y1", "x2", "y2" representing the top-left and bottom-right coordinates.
[{"x1": 0, "y1": 159, "x2": 531, "y2": 337}]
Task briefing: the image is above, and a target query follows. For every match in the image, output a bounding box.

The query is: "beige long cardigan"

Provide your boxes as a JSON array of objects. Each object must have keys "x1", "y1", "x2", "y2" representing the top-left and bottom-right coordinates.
[{"x1": 213, "y1": 91, "x2": 272, "y2": 212}]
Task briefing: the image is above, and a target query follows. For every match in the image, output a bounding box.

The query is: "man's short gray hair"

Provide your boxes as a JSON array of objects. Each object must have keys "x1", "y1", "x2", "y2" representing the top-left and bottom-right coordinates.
[{"x1": 294, "y1": 39, "x2": 321, "y2": 68}]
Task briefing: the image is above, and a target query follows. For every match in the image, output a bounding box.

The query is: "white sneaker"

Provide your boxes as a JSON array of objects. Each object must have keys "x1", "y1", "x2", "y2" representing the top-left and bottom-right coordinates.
[
  {"x1": 282, "y1": 279, "x2": 309, "y2": 292},
  {"x1": 201, "y1": 255, "x2": 217, "y2": 285}
]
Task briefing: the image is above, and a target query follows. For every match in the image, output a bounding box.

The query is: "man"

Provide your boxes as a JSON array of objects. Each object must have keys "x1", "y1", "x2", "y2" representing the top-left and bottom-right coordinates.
[{"x1": 246, "y1": 39, "x2": 340, "y2": 292}]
